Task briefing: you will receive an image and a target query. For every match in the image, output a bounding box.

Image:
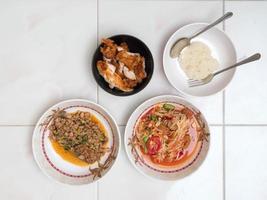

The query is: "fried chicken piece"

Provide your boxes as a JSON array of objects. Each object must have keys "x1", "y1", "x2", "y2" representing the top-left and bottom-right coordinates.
[
  {"x1": 116, "y1": 50, "x2": 139, "y2": 70},
  {"x1": 116, "y1": 50, "x2": 143, "y2": 70},
  {"x1": 119, "y1": 42, "x2": 129, "y2": 51},
  {"x1": 100, "y1": 39, "x2": 117, "y2": 59},
  {"x1": 97, "y1": 60, "x2": 133, "y2": 92},
  {"x1": 116, "y1": 51, "x2": 146, "y2": 82},
  {"x1": 124, "y1": 78, "x2": 139, "y2": 88},
  {"x1": 97, "y1": 38, "x2": 147, "y2": 92},
  {"x1": 133, "y1": 57, "x2": 146, "y2": 82}
]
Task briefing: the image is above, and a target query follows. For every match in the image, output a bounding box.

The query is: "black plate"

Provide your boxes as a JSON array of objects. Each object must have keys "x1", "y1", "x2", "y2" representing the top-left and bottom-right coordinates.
[{"x1": 92, "y1": 34, "x2": 154, "y2": 96}]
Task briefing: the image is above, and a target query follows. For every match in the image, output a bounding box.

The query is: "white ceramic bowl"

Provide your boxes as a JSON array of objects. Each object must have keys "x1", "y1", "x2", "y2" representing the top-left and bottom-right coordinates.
[
  {"x1": 124, "y1": 95, "x2": 210, "y2": 181},
  {"x1": 163, "y1": 23, "x2": 237, "y2": 97},
  {"x1": 32, "y1": 99, "x2": 120, "y2": 185}
]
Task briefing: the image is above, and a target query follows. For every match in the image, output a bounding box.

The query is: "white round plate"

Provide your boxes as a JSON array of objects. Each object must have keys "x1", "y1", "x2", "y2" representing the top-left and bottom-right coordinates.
[
  {"x1": 32, "y1": 99, "x2": 120, "y2": 185},
  {"x1": 125, "y1": 95, "x2": 210, "y2": 181},
  {"x1": 163, "y1": 23, "x2": 237, "y2": 97}
]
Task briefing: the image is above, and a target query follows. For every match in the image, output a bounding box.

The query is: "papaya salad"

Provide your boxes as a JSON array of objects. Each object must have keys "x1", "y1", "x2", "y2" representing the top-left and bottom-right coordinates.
[{"x1": 132, "y1": 102, "x2": 207, "y2": 166}]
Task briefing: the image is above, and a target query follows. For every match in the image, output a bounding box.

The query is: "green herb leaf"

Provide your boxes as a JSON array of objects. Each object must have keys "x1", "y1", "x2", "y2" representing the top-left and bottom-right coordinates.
[
  {"x1": 64, "y1": 145, "x2": 70, "y2": 151},
  {"x1": 142, "y1": 135, "x2": 149, "y2": 143},
  {"x1": 163, "y1": 103, "x2": 175, "y2": 111},
  {"x1": 150, "y1": 114, "x2": 158, "y2": 122},
  {"x1": 81, "y1": 135, "x2": 88, "y2": 144}
]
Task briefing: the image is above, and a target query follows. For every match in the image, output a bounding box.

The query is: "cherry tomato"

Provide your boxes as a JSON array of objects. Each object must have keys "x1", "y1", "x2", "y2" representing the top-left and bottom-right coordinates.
[
  {"x1": 146, "y1": 136, "x2": 161, "y2": 155},
  {"x1": 177, "y1": 151, "x2": 184, "y2": 159}
]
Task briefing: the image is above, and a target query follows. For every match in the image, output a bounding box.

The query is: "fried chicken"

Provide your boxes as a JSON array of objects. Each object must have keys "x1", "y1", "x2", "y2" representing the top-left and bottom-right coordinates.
[
  {"x1": 100, "y1": 39, "x2": 117, "y2": 59},
  {"x1": 97, "y1": 38, "x2": 146, "y2": 92},
  {"x1": 97, "y1": 60, "x2": 133, "y2": 92}
]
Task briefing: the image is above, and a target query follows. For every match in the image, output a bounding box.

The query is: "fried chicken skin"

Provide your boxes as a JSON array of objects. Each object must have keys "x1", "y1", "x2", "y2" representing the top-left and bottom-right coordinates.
[
  {"x1": 100, "y1": 39, "x2": 117, "y2": 59},
  {"x1": 97, "y1": 60, "x2": 133, "y2": 92},
  {"x1": 97, "y1": 38, "x2": 146, "y2": 92},
  {"x1": 119, "y1": 42, "x2": 129, "y2": 51},
  {"x1": 116, "y1": 51, "x2": 146, "y2": 82}
]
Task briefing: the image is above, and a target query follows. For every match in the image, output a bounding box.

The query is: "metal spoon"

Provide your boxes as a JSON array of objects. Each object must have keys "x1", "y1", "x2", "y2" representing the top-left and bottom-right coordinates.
[{"x1": 170, "y1": 12, "x2": 233, "y2": 58}]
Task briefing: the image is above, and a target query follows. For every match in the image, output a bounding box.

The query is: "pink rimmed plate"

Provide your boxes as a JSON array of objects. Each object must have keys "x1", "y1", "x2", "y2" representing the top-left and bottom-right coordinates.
[
  {"x1": 124, "y1": 95, "x2": 210, "y2": 181},
  {"x1": 32, "y1": 99, "x2": 120, "y2": 185}
]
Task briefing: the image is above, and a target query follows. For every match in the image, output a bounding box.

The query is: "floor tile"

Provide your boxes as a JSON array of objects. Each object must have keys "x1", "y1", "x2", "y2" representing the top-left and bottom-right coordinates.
[
  {"x1": 225, "y1": 126, "x2": 267, "y2": 200},
  {"x1": 0, "y1": 126, "x2": 97, "y2": 200},
  {"x1": 0, "y1": 0, "x2": 97, "y2": 125},
  {"x1": 99, "y1": 126, "x2": 223, "y2": 200},
  {"x1": 225, "y1": 1, "x2": 267, "y2": 124},
  {"x1": 101, "y1": 0, "x2": 221, "y2": 1},
  {"x1": 98, "y1": 0, "x2": 223, "y2": 125}
]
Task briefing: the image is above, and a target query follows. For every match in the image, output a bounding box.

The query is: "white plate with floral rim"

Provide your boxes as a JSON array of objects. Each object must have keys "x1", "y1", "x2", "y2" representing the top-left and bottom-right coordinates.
[
  {"x1": 32, "y1": 99, "x2": 120, "y2": 185},
  {"x1": 163, "y1": 23, "x2": 237, "y2": 97},
  {"x1": 124, "y1": 95, "x2": 210, "y2": 181}
]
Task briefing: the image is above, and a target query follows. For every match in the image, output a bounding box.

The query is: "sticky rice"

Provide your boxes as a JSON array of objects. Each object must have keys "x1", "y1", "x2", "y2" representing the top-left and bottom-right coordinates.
[{"x1": 179, "y1": 41, "x2": 219, "y2": 80}]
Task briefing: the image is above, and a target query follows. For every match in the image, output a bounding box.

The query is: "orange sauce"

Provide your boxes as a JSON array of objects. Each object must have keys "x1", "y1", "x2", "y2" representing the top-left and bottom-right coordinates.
[
  {"x1": 50, "y1": 139, "x2": 89, "y2": 167},
  {"x1": 90, "y1": 114, "x2": 107, "y2": 134},
  {"x1": 50, "y1": 112, "x2": 108, "y2": 167}
]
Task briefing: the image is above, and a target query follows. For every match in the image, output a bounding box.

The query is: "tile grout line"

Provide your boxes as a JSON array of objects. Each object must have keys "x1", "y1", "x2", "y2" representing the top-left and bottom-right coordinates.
[
  {"x1": 224, "y1": 124, "x2": 267, "y2": 126},
  {"x1": 96, "y1": 1, "x2": 100, "y2": 200},
  {"x1": 96, "y1": 0, "x2": 100, "y2": 105},
  {"x1": 225, "y1": 0, "x2": 266, "y2": 2},
  {"x1": 222, "y1": 1, "x2": 226, "y2": 200}
]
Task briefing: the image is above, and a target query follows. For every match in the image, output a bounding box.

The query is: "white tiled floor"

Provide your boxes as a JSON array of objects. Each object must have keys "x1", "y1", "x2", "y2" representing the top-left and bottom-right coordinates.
[
  {"x1": 0, "y1": 0, "x2": 266, "y2": 200},
  {"x1": 0, "y1": 126, "x2": 97, "y2": 200},
  {"x1": 0, "y1": 0, "x2": 97, "y2": 125},
  {"x1": 99, "y1": 126, "x2": 223, "y2": 200},
  {"x1": 225, "y1": 1, "x2": 267, "y2": 124},
  {"x1": 225, "y1": 126, "x2": 267, "y2": 200}
]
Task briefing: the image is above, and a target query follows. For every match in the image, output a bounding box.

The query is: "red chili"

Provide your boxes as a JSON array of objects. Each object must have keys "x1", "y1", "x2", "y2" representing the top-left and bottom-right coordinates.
[
  {"x1": 146, "y1": 136, "x2": 161, "y2": 155},
  {"x1": 177, "y1": 151, "x2": 184, "y2": 158}
]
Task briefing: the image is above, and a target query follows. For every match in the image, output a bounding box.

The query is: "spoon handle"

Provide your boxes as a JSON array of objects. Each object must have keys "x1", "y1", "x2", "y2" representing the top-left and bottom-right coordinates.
[
  {"x1": 190, "y1": 12, "x2": 233, "y2": 40},
  {"x1": 214, "y1": 53, "x2": 261, "y2": 76}
]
